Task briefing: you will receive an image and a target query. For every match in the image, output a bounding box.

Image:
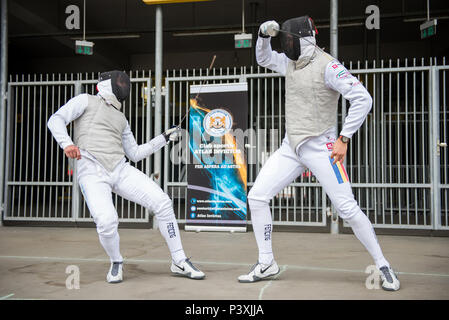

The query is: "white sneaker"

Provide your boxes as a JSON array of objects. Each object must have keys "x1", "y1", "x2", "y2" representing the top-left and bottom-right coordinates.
[
  {"x1": 379, "y1": 265, "x2": 400, "y2": 291},
  {"x1": 170, "y1": 258, "x2": 205, "y2": 280},
  {"x1": 106, "y1": 261, "x2": 123, "y2": 283},
  {"x1": 238, "y1": 261, "x2": 280, "y2": 283}
]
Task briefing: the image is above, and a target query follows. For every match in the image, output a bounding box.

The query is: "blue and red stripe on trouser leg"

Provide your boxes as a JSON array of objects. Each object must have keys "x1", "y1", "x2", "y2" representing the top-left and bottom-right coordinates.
[{"x1": 328, "y1": 157, "x2": 349, "y2": 184}]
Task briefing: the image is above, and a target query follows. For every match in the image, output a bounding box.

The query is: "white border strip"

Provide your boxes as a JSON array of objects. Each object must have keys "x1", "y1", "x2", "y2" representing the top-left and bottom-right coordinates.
[{"x1": 190, "y1": 82, "x2": 248, "y2": 94}]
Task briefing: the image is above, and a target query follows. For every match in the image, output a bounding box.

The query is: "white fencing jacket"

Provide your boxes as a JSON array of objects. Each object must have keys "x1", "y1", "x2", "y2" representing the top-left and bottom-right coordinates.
[
  {"x1": 256, "y1": 35, "x2": 373, "y2": 150},
  {"x1": 47, "y1": 84, "x2": 166, "y2": 172}
]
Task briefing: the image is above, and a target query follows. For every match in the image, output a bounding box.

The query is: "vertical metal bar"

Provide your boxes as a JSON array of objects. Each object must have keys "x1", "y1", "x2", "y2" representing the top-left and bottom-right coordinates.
[
  {"x1": 388, "y1": 60, "x2": 393, "y2": 224},
  {"x1": 163, "y1": 76, "x2": 170, "y2": 216},
  {"x1": 145, "y1": 79, "x2": 151, "y2": 221},
  {"x1": 60, "y1": 76, "x2": 66, "y2": 218},
  {"x1": 373, "y1": 62, "x2": 378, "y2": 224},
  {"x1": 139, "y1": 77, "x2": 144, "y2": 219},
  {"x1": 249, "y1": 74, "x2": 254, "y2": 182},
  {"x1": 55, "y1": 74, "x2": 61, "y2": 218},
  {"x1": 381, "y1": 60, "x2": 385, "y2": 224},
  {"x1": 71, "y1": 82, "x2": 82, "y2": 222},
  {"x1": 421, "y1": 62, "x2": 427, "y2": 224},
  {"x1": 36, "y1": 76, "x2": 43, "y2": 218},
  {"x1": 278, "y1": 76, "x2": 282, "y2": 151},
  {"x1": 405, "y1": 60, "x2": 410, "y2": 225},
  {"x1": 442, "y1": 66, "x2": 448, "y2": 227},
  {"x1": 152, "y1": 6, "x2": 163, "y2": 228},
  {"x1": 185, "y1": 71, "x2": 189, "y2": 221},
  {"x1": 154, "y1": 5, "x2": 163, "y2": 188},
  {"x1": 170, "y1": 73, "x2": 175, "y2": 218},
  {"x1": 430, "y1": 67, "x2": 441, "y2": 229},
  {"x1": 396, "y1": 60, "x2": 401, "y2": 224},
  {"x1": 68, "y1": 76, "x2": 74, "y2": 220},
  {"x1": 330, "y1": 0, "x2": 338, "y2": 58},
  {"x1": 24, "y1": 75, "x2": 31, "y2": 217},
  {"x1": 11, "y1": 77, "x2": 18, "y2": 218},
  {"x1": 127, "y1": 72, "x2": 132, "y2": 220},
  {"x1": 49, "y1": 74, "x2": 55, "y2": 218},
  {"x1": 3, "y1": 84, "x2": 12, "y2": 220},
  {"x1": 0, "y1": 0, "x2": 8, "y2": 224},
  {"x1": 177, "y1": 75, "x2": 181, "y2": 220},
  {"x1": 30, "y1": 79, "x2": 36, "y2": 217},
  {"x1": 412, "y1": 59, "x2": 418, "y2": 224}
]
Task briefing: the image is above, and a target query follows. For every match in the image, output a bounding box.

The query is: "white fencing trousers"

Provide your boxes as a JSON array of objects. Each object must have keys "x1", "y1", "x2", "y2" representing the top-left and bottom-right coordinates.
[
  {"x1": 248, "y1": 132, "x2": 390, "y2": 269},
  {"x1": 77, "y1": 155, "x2": 187, "y2": 264}
]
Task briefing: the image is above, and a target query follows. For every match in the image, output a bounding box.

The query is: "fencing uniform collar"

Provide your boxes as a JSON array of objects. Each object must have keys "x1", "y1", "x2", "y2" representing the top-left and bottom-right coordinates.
[
  {"x1": 294, "y1": 36, "x2": 317, "y2": 69},
  {"x1": 96, "y1": 79, "x2": 122, "y2": 110}
]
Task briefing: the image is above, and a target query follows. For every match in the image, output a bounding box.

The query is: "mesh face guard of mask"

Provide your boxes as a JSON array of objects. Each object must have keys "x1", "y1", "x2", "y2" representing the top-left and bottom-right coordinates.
[
  {"x1": 279, "y1": 16, "x2": 318, "y2": 61},
  {"x1": 98, "y1": 70, "x2": 131, "y2": 103}
]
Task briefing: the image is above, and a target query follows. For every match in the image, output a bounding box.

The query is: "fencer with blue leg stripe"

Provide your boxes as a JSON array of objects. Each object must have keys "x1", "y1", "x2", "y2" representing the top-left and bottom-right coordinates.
[{"x1": 239, "y1": 18, "x2": 400, "y2": 291}]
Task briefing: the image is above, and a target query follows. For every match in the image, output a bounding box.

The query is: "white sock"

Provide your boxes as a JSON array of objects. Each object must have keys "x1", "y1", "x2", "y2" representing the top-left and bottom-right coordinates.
[
  {"x1": 158, "y1": 216, "x2": 187, "y2": 264},
  {"x1": 248, "y1": 198, "x2": 274, "y2": 265},
  {"x1": 346, "y1": 211, "x2": 390, "y2": 269},
  {"x1": 98, "y1": 231, "x2": 123, "y2": 263}
]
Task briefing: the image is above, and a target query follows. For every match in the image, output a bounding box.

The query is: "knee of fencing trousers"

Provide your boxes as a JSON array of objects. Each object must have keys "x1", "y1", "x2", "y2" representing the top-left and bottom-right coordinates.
[
  {"x1": 248, "y1": 185, "x2": 271, "y2": 206},
  {"x1": 248, "y1": 197, "x2": 269, "y2": 212},
  {"x1": 332, "y1": 194, "x2": 361, "y2": 221},
  {"x1": 95, "y1": 215, "x2": 119, "y2": 238},
  {"x1": 153, "y1": 193, "x2": 176, "y2": 222},
  {"x1": 248, "y1": 189, "x2": 271, "y2": 218}
]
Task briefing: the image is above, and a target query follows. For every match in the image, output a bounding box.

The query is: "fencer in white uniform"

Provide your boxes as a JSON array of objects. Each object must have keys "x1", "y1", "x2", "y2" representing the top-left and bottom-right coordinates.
[
  {"x1": 48, "y1": 70, "x2": 205, "y2": 283},
  {"x1": 238, "y1": 17, "x2": 400, "y2": 291}
]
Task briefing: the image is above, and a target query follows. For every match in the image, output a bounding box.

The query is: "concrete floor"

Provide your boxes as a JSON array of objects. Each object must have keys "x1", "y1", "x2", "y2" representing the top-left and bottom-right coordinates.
[{"x1": 0, "y1": 226, "x2": 448, "y2": 300}]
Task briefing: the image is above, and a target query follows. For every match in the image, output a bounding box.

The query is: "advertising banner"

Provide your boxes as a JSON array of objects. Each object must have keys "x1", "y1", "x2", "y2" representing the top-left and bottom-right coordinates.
[{"x1": 186, "y1": 82, "x2": 248, "y2": 232}]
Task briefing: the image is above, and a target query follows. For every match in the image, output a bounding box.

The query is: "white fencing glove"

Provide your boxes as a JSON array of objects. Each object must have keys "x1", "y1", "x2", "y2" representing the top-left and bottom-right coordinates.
[
  {"x1": 259, "y1": 20, "x2": 280, "y2": 38},
  {"x1": 163, "y1": 126, "x2": 182, "y2": 142}
]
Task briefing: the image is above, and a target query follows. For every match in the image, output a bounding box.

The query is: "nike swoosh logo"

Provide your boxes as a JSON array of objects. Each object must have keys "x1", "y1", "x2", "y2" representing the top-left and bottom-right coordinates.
[
  {"x1": 260, "y1": 266, "x2": 271, "y2": 274},
  {"x1": 176, "y1": 264, "x2": 185, "y2": 271}
]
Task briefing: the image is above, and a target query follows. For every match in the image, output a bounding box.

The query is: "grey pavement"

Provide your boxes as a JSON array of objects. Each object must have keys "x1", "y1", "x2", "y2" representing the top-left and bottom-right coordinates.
[{"x1": 0, "y1": 227, "x2": 448, "y2": 300}]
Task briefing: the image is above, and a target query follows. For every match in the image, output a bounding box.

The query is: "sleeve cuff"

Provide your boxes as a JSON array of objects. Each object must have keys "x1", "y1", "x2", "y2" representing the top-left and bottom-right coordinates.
[
  {"x1": 60, "y1": 140, "x2": 74, "y2": 150},
  {"x1": 338, "y1": 130, "x2": 353, "y2": 139},
  {"x1": 152, "y1": 134, "x2": 168, "y2": 149}
]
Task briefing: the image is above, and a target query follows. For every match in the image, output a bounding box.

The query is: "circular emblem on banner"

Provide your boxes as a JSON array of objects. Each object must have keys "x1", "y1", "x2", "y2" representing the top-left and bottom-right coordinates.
[{"x1": 203, "y1": 109, "x2": 233, "y2": 137}]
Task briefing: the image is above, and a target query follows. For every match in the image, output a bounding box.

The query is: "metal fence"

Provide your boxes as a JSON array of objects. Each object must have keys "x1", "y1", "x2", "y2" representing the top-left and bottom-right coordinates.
[
  {"x1": 3, "y1": 58, "x2": 448, "y2": 231},
  {"x1": 342, "y1": 60, "x2": 448, "y2": 230}
]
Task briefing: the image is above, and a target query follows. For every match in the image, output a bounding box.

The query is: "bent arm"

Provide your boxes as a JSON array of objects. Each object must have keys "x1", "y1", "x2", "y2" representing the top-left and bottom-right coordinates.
[
  {"x1": 122, "y1": 123, "x2": 167, "y2": 163},
  {"x1": 47, "y1": 94, "x2": 89, "y2": 149},
  {"x1": 324, "y1": 61, "x2": 373, "y2": 138},
  {"x1": 255, "y1": 36, "x2": 289, "y2": 76}
]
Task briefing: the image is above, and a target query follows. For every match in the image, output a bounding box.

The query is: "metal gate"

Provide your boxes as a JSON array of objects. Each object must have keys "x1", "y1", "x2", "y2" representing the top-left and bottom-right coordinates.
[
  {"x1": 3, "y1": 60, "x2": 448, "y2": 231},
  {"x1": 340, "y1": 61, "x2": 448, "y2": 230}
]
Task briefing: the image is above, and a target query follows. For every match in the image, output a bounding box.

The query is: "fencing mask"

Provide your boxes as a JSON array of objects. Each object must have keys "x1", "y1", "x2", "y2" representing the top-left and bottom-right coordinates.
[
  {"x1": 279, "y1": 16, "x2": 318, "y2": 61},
  {"x1": 98, "y1": 71, "x2": 130, "y2": 103}
]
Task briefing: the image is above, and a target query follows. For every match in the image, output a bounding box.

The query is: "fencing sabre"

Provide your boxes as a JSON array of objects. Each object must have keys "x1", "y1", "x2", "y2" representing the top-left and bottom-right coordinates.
[{"x1": 178, "y1": 55, "x2": 217, "y2": 127}]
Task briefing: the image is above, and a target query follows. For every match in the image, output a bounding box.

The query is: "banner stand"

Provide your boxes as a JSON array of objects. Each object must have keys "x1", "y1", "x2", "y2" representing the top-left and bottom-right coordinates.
[{"x1": 186, "y1": 82, "x2": 248, "y2": 232}]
